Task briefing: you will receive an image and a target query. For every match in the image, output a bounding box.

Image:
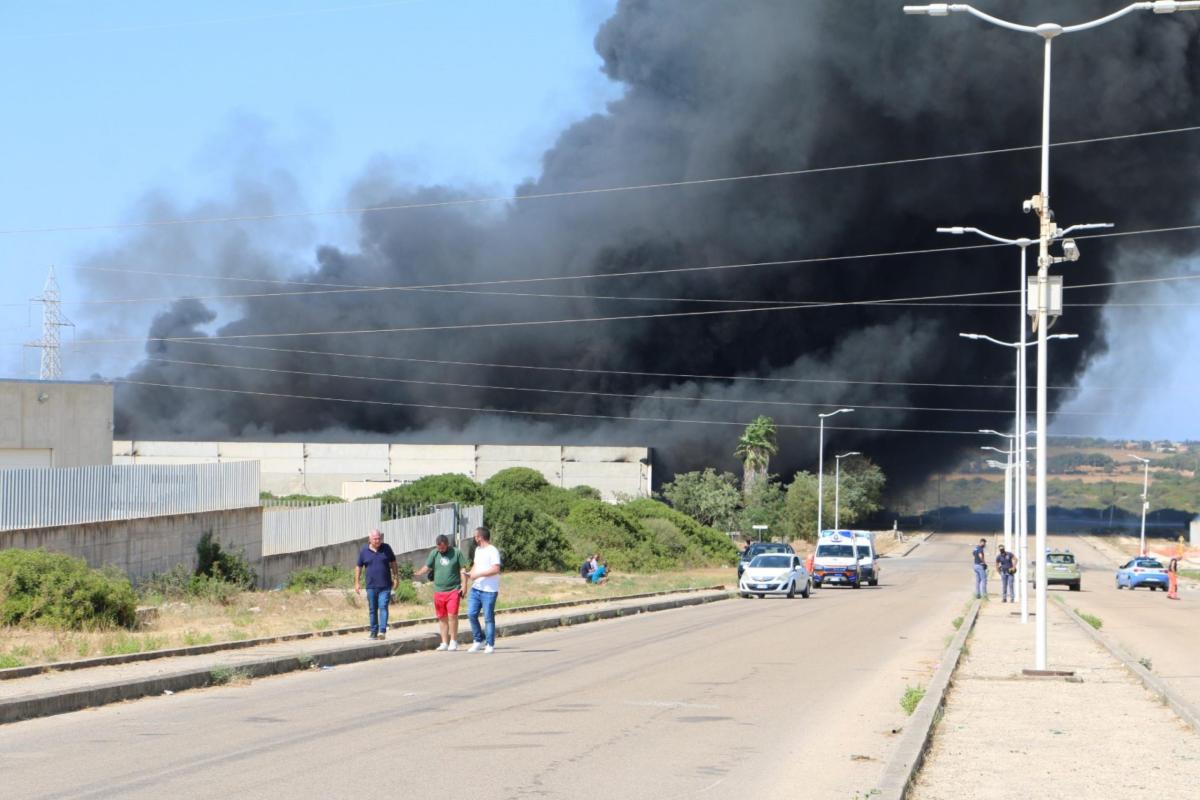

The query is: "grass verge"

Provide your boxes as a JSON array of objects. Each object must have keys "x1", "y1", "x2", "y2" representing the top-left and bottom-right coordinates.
[{"x1": 1077, "y1": 610, "x2": 1103, "y2": 630}]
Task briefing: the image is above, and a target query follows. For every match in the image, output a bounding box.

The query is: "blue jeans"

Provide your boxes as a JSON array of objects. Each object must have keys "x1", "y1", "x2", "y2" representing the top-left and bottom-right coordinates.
[
  {"x1": 468, "y1": 587, "x2": 498, "y2": 646},
  {"x1": 1000, "y1": 571, "x2": 1014, "y2": 601},
  {"x1": 366, "y1": 587, "x2": 391, "y2": 635},
  {"x1": 973, "y1": 565, "x2": 988, "y2": 598}
]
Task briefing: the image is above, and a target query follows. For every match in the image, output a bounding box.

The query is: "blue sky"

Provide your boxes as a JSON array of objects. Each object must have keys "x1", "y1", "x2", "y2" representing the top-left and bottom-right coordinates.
[
  {"x1": 0, "y1": 1, "x2": 1195, "y2": 441},
  {"x1": 0, "y1": 0, "x2": 620, "y2": 369}
]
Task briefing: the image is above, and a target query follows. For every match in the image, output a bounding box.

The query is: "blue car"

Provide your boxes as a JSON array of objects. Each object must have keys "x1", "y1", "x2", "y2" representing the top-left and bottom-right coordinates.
[{"x1": 1115, "y1": 557, "x2": 1170, "y2": 591}]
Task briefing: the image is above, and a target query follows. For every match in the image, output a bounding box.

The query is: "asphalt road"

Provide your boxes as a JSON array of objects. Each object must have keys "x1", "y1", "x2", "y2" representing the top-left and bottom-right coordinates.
[
  {"x1": 1, "y1": 536, "x2": 978, "y2": 800},
  {"x1": 1048, "y1": 534, "x2": 1200, "y2": 709}
]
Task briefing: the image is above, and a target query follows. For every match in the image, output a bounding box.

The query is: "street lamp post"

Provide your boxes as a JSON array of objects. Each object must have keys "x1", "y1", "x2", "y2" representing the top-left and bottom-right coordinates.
[
  {"x1": 982, "y1": 451, "x2": 1014, "y2": 554},
  {"x1": 981, "y1": 428, "x2": 1040, "y2": 623},
  {"x1": 834, "y1": 452, "x2": 862, "y2": 530},
  {"x1": 1131, "y1": 455, "x2": 1152, "y2": 555},
  {"x1": 816, "y1": 409, "x2": 854, "y2": 537},
  {"x1": 905, "y1": 0, "x2": 1199, "y2": 670}
]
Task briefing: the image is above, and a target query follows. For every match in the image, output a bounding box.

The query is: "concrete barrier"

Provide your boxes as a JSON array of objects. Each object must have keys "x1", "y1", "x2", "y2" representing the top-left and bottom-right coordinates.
[{"x1": 875, "y1": 597, "x2": 981, "y2": 800}]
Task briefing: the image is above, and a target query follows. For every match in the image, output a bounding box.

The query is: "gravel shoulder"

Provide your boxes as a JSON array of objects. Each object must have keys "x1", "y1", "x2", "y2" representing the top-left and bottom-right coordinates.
[{"x1": 911, "y1": 599, "x2": 1200, "y2": 800}]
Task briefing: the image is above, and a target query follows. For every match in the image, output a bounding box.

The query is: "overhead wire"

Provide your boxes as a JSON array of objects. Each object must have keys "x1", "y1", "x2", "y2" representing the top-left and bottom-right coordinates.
[
  {"x1": 62, "y1": 270, "x2": 1200, "y2": 345},
  {"x1": 7, "y1": 123, "x2": 1200, "y2": 235},
  {"x1": 140, "y1": 356, "x2": 1119, "y2": 417}
]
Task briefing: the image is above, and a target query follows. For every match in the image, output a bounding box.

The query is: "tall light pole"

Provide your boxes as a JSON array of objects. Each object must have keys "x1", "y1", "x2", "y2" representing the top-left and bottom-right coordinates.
[
  {"x1": 904, "y1": 0, "x2": 1199, "y2": 670},
  {"x1": 816, "y1": 409, "x2": 854, "y2": 537},
  {"x1": 981, "y1": 428, "x2": 1038, "y2": 622},
  {"x1": 1131, "y1": 455, "x2": 1152, "y2": 556},
  {"x1": 834, "y1": 451, "x2": 861, "y2": 530},
  {"x1": 981, "y1": 448, "x2": 1014, "y2": 553}
]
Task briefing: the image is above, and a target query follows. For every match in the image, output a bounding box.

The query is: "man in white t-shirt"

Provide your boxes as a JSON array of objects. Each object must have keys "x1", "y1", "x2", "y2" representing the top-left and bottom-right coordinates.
[{"x1": 466, "y1": 526, "x2": 502, "y2": 653}]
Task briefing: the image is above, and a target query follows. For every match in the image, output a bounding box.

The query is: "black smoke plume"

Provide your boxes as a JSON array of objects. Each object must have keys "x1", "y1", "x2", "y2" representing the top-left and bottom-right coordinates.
[{"x1": 95, "y1": 1, "x2": 1200, "y2": 486}]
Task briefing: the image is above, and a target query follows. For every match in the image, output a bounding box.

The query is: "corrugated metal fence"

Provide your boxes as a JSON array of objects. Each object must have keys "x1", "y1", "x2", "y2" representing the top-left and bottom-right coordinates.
[
  {"x1": 0, "y1": 461, "x2": 260, "y2": 531},
  {"x1": 262, "y1": 500, "x2": 484, "y2": 557}
]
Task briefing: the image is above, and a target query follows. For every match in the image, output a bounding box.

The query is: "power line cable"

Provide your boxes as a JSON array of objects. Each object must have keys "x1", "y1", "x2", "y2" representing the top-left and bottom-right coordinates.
[
  {"x1": 64, "y1": 271, "x2": 1200, "y2": 345},
  {"x1": 143, "y1": 356, "x2": 1118, "y2": 416},
  {"x1": 8, "y1": 124, "x2": 1200, "y2": 235}
]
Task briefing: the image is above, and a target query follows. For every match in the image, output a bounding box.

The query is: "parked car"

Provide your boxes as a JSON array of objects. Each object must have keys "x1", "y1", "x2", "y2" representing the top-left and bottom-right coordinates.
[
  {"x1": 737, "y1": 541, "x2": 794, "y2": 579},
  {"x1": 738, "y1": 553, "x2": 811, "y2": 599},
  {"x1": 1035, "y1": 549, "x2": 1081, "y2": 591},
  {"x1": 812, "y1": 530, "x2": 861, "y2": 589},
  {"x1": 1116, "y1": 557, "x2": 1170, "y2": 591}
]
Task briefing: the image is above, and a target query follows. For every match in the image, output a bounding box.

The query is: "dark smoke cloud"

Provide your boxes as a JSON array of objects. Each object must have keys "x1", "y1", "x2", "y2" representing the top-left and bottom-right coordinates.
[{"x1": 95, "y1": 1, "x2": 1200, "y2": 487}]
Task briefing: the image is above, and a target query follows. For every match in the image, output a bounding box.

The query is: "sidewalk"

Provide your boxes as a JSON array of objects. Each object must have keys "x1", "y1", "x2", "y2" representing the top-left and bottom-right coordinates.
[
  {"x1": 911, "y1": 599, "x2": 1200, "y2": 800},
  {"x1": 0, "y1": 588, "x2": 729, "y2": 724}
]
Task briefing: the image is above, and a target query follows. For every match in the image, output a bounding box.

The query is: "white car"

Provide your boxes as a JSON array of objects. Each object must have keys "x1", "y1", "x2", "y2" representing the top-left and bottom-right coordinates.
[{"x1": 739, "y1": 553, "x2": 811, "y2": 599}]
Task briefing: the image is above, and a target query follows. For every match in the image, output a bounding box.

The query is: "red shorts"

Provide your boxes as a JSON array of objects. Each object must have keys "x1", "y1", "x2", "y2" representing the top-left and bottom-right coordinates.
[{"x1": 433, "y1": 590, "x2": 462, "y2": 618}]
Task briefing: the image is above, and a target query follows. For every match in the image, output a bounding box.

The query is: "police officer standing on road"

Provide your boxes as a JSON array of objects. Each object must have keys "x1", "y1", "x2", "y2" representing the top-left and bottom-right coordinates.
[
  {"x1": 995, "y1": 544, "x2": 1015, "y2": 603},
  {"x1": 972, "y1": 538, "x2": 988, "y2": 599}
]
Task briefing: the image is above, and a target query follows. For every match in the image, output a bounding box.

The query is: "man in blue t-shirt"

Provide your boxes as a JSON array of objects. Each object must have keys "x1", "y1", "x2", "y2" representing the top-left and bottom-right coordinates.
[
  {"x1": 355, "y1": 529, "x2": 398, "y2": 640},
  {"x1": 972, "y1": 538, "x2": 988, "y2": 599}
]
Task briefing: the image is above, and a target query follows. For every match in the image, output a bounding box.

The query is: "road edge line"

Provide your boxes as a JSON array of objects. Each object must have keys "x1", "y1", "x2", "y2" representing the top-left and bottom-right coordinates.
[
  {"x1": 0, "y1": 590, "x2": 732, "y2": 726},
  {"x1": 1053, "y1": 595, "x2": 1200, "y2": 734},
  {"x1": 874, "y1": 596, "x2": 981, "y2": 800},
  {"x1": 898, "y1": 532, "x2": 931, "y2": 558}
]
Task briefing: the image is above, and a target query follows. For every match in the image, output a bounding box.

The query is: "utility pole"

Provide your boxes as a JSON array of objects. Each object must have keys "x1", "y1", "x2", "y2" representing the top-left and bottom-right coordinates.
[
  {"x1": 815, "y1": 408, "x2": 853, "y2": 537},
  {"x1": 25, "y1": 267, "x2": 74, "y2": 380},
  {"x1": 1131, "y1": 455, "x2": 1151, "y2": 555},
  {"x1": 904, "y1": 0, "x2": 1199, "y2": 671}
]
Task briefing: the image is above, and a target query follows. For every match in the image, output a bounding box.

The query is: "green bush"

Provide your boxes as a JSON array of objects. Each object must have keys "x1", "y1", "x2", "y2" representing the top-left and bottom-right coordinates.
[
  {"x1": 392, "y1": 581, "x2": 418, "y2": 604},
  {"x1": 486, "y1": 490, "x2": 572, "y2": 571},
  {"x1": 397, "y1": 561, "x2": 415, "y2": 581},
  {"x1": 484, "y1": 467, "x2": 550, "y2": 494},
  {"x1": 377, "y1": 474, "x2": 484, "y2": 516},
  {"x1": 195, "y1": 532, "x2": 256, "y2": 590},
  {"x1": 0, "y1": 549, "x2": 138, "y2": 630},
  {"x1": 622, "y1": 497, "x2": 737, "y2": 562},
  {"x1": 570, "y1": 485, "x2": 602, "y2": 502},
  {"x1": 564, "y1": 500, "x2": 668, "y2": 572},
  {"x1": 285, "y1": 565, "x2": 354, "y2": 592}
]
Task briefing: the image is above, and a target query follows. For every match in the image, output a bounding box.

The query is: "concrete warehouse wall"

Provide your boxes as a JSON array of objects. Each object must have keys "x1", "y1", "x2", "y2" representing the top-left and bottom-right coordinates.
[
  {"x1": 0, "y1": 379, "x2": 113, "y2": 469},
  {"x1": 0, "y1": 507, "x2": 263, "y2": 585},
  {"x1": 259, "y1": 538, "x2": 434, "y2": 590},
  {"x1": 113, "y1": 441, "x2": 652, "y2": 501}
]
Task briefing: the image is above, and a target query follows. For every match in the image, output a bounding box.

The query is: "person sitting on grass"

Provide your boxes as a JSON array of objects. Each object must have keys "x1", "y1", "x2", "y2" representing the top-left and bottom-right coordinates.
[
  {"x1": 589, "y1": 559, "x2": 609, "y2": 585},
  {"x1": 579, "y1": 554, "x2": 596, "y2": 582}
]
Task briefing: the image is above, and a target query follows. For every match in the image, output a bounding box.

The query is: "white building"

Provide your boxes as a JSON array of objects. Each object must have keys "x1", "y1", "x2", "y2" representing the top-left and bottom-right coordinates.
[
  {"x1": 113, "y1": 441, "x2": 651, "y2": 502},
  {"x1": 0, "y1": 379, "x2": 113, "y2": 468}
]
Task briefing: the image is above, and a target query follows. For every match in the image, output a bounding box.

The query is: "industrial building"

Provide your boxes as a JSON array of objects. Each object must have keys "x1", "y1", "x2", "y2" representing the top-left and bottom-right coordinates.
[
  {"x1": 113, "y1": 441, "x2": 651, "y2": 501},
  {"x1": 0, "y1": 379, "x2": 113, "y2": 468}
]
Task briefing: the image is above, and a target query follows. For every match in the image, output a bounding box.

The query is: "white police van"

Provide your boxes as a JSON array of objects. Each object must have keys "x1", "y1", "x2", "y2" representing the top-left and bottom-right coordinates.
[
  {"x1": 853, "y1": 530, "x2": 879, "y2": 587},
  {"x1": 812, "y1": 530, "x2": 862, "y2": 589}
]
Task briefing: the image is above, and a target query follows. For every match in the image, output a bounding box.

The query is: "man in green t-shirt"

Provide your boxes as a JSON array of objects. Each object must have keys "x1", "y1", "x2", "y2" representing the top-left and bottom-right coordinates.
[{"x1": 415, "y1": 534, "x2": 470, "y2": 651}]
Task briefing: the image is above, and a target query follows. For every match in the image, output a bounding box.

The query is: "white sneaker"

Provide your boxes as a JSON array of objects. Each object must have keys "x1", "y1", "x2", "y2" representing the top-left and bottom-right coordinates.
[
  {"x1": 435, "y1": 642, "x2": 448, "y2": 651},
  {"x1": 467, "y1": 642, "x2": 482, "y2": 653},
  {"x1": 484, "y1": 645, "x2": 494, "y2": 654},
  {"x1": 447, "y1": 640, "x2": 459, "y2": 651}
]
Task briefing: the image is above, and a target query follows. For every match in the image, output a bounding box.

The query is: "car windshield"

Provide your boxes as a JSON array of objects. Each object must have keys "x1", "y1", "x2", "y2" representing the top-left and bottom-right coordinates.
[
  {"x1": 817, "y1": 545, "x2": 855, "y2": 559},
  {"x1": 1047, "y1": 553, "x2": 1075, "y2": 564},
  {"x1": 750, "y1": 555, "x2": 792, "y2": 569}
]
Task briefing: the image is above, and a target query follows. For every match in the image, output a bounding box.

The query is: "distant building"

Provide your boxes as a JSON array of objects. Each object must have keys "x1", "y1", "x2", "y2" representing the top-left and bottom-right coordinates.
[
  {"x1": 0, "y1": 379, "x2": 113, "y2": 468},
  {"x1": 113, "y1": 441, "x2": 651, "y2": 502}
]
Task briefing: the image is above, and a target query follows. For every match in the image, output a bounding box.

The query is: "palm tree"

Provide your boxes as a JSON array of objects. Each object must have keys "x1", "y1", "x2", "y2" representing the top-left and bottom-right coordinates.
[{"x1": 735, "y1": 415, "x2": 778, "y2": 495}]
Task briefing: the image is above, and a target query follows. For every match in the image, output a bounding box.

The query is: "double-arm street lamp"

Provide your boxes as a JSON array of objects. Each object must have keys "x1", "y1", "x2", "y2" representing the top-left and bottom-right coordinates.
[
  {"x1": 904, "y1": 0, "x2": 1199, "y2": 670},
  {"x1": 834, "y1": 451, "x2": 862, "y2": 530},
  {"x1": 1130, "y1": 455, "x2": 1152, "y2": 555},
  {"x1": 816, "y1": 409, "x2": 854, "y2": 537}
]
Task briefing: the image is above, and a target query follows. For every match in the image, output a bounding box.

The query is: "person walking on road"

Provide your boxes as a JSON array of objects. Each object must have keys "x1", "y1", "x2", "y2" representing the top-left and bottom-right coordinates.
[
  {"x1": 1167, "y1": 556, "x2": 1180, "y2": 600},
  {"x1": 995, "y1": 544, "x2": 1015, "y2": 603},
  {"x1": 972, "y1": 538, "x2": 988, "y2": 599},
  {"x1": 355, "y1": 529, "x2": 398, "y2": 640},
  {"x1": 415, "y1": 534, "x2": 470, "y2": 650},
  {"x1": 466, "y1": 526, "x2": 502, "y2": 653}
]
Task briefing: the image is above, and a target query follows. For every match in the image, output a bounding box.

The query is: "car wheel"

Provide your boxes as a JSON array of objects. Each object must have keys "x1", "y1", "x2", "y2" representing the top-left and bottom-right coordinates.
[
  {"x1": 1070, "y1": 582, "x2": 1080, "y2": 592},
  {"x1": 1116, "y1": 581, "x2": 1123, "y2": 590},
  {"x1": 869, "y1": 579, "x2": 879, "y2": 587},
  {"x1": 757, "y1": 594, "x2": 765, "y2": 599},
  {"x1": 740, "y1": 592, "x2": 749, "y2": 599},
  {"x1": 801, "y1": 579, "x2": 811, "y2": 599},
  {"x1": 787, "y1": 581, "x2": 796, "y2": 599},
  {"x1": 1128, "y1": 584, "x2": 1135, "y2": 591}
]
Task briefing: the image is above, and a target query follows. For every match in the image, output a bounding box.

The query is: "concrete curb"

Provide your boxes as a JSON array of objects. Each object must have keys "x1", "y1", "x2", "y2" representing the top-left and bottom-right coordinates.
[
  {"x1": 0, "y1": 585, "x2": 725, "y2": 681},
  {"x1": 899, "y1": 532, "x2": 931, "y2": 559},
  {"x1": 0, "y1": 590, "x2": 732, "y2": 725},
  {"x1": 1054, "y1": 596, "x2": 1200, "y2": 734},
  {"x1": 875, "y1": 597, "x2": 981, "y2": 800}
]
